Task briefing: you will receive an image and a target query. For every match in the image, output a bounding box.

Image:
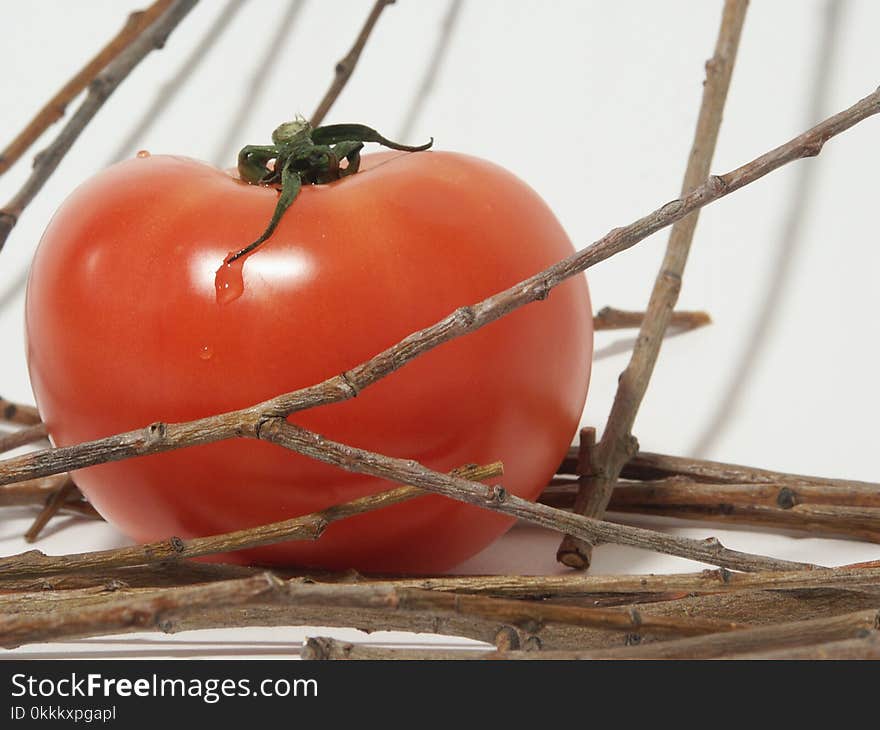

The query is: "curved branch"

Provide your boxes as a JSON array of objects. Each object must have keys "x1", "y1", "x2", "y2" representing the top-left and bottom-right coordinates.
[{"x1": 0, "y1": 0, "x2": 199, "y2": 253}]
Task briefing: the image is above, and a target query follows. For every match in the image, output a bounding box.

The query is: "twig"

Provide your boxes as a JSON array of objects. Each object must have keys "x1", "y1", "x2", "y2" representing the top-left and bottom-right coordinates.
[
  {"x1": 0, "y1": 0, "x2": 199, "y2": 252},
  {"x1": 313, "y1": 623, "x2": 880, "y2": 660},
  {"x1": 0, "y1": 463, "x2": 501, "y2": 577},
  {"x1": 107, "y1": 0, "x2": 246, "y2": 164},
  {"x1": 0, "y1": 423, "x2": 47, "y2": 455},
  {"x1": 306, "y1": 600, "x2": 880, "y2": 660},
  {"x1": 310, "y1": 0, "x2": 395, "y2": 126},
  {"x1": 0, "y1": 0, "x2": 174, "y2": 176},
  {"x1": 260, "y1": 421, "x2": 813, "y2": 572},
  {"x1": 0, "y1": 572, "x2": 743, "y2": 649},
  {"x1": 599, "y1": 448, "x2": 878, "y2": 490},
  {"x1": 557, "y1": 0, "x2": 750, "y2": 568},
  {"x1": 0, "y1": 397, "x2": 41, "y2": 426},
  {"x1": 543, "y1": 476, "x2": 880, "y2": 542},
  {"x1": 5, "y1": 558, "x2": 880, "y2": 601},
  {"x1": 693, "y1": 0, "x2": 846, "y2": 456},
  {"x1": 211, "y1": 0, "x2": 307, "y2": 166},
  {"x1": 592, "y1": 306, "x2": 711, "y2": 332},
  {"x1": 396, "y1": 0, "x2": 463, "y2": 142},
  {"x1": 504, "y1": 610, "x2": 880, "y2": 660},
  {"x1": 0, "y1": 474, "x2": 70, "y2": 507},
  {"x1": 24, "y1": 479, "x2": 77, "y2": 543},
  {"x1": 1, "y1": 84, "x2": 877, "y2": 488}
]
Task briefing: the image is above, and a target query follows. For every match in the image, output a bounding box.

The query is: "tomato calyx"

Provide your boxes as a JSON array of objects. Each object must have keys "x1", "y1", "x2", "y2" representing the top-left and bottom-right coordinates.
[{"x1": 226, "y1": 119, "x2": 433, "y2": 264}]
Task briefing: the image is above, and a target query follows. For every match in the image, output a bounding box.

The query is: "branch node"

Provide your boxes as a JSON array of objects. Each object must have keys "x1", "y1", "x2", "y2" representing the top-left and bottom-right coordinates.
[
  {"x1": 707, "y1": 174, "x2": 728, "y2": 195},
  {"x1": 103, "y1": 579, "x2": 129, "y2": 592},
  {"x1": 487, "y1": 485, "x2": 507, "y2": 504},
  {"x1": 146, "y1": 421, "x2": 167, "y2": 443},
  {"x1": 660, "y1": 199, "x2": 684, "y2": 216},
  {"x1": 776, "y1": 487, "x2": 797, "y2": 510},
  {"x1": 528, "y1": 279, "x2": 551, "y2": 301},
  {"x1": 453, "y1": 305, "x2": 476, "y2": 329},
  {"x1": 493, "y1": 625, "x2": 521, "y2": 651},
  {"x1": 338, "y1": 371, "x2": 360, "y2": 399}
]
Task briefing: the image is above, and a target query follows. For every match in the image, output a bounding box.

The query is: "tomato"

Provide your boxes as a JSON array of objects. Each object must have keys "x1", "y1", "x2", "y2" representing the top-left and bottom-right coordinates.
[{"x1": 25, "y1": 149, "x2": 592, "y2": 572}]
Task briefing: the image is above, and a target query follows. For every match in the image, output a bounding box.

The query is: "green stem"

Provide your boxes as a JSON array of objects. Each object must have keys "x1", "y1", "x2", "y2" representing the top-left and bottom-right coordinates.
[{"x1": 226, "y1": 119, "x2": 432, "y2": 264}]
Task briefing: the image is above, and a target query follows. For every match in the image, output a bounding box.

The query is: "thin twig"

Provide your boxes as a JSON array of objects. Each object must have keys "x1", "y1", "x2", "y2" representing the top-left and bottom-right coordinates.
[
  {"x1": 260, "y1": 421, "x2": 814, "y2": 572},
  {"x1": 0, "y1": 463, "x2": 501, "y2": 577},
  {"x1": 0, "y1": 0, "x2": 199, "y2": 253},
  {"x1": 592, "y1": 306, "x2": 711, "y2": 332},
  {"x1": 692, "y1": 0, "x2": 847, "y2": 457},
  {"x1": 310, "y1": 0, "x2": 395, "y2": 126},
  {"x1": 0, "y1": 0, "x2": 174, "y2": 176},
  {"x1": 0, "y1": 397, "x2": 41, "y2": 426},
  {"x1": 107, "y1": 0, "x2": 246, "y2": 164},
  {"x1": 24, "y1": 480, "x2": 77, "y2": 543},
  {"x1": 211, "y1": 0, "x2": 307, "y2": 166},
  {"x1": 307, "y1": 619, "x2": 880, "y2": 660},
  {"x1": 0, "y1": 423, "x2": 47, "y2": 455},
  {"x1": 1, "y1": 84, "x2": 876, "y2": 489},
  {"x1": 396, "y1": 0, "x2": 463, "y2": 142},
  {"x1": 543, "y1": 475, "x2": 880, "y2": 542},
  {"x1": 558, "y1": 0, "x2": 750, "y2": 568},
  {"x1": 0, "y1": 474, "x2": 70, "y2": 507},
  {"x1": 0, "y1": 572, "x2": 744, "y2": 649},
  {"x1": 503, "y1": 610, "x2": 880, "y2": 660}
]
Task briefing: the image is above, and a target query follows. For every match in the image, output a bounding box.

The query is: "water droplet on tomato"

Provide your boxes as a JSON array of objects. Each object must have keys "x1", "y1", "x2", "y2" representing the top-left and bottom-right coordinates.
[
  {"x1": 199, "y1": 344, "x2": 213, "y2": 360},
  {"x1": 214, "y1": 254, "x2": 245, "y2": 304},
  {"x1": 136, "y1": 149, "x2": 151, "y2": 158}
]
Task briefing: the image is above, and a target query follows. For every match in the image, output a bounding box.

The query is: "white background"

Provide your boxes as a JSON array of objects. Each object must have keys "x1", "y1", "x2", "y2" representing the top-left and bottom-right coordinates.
[{"x1": 0, "y1": 0, "x2": 878, "y2": 658}]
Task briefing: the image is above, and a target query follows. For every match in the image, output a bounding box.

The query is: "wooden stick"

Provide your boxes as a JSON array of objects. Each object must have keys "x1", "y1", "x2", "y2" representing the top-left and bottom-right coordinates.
[
  {"x1": 558, "y1": 0, "x2": 750, "y2": 568},
  {"x1": 0, "y1": 0, "x2": 174, "y2": 175},
  {"x1": 0, "y1": 463, "x2": 501, "y2": 577},
  {"x1": 24, "y1": 479, "x2": 77, "y2": 543},
  {"x1": 542, "y1": 477, "x2": 880, "y2": 542},
  {"x1": 592, "y1": 307, "x2": 711, "y2": 332},
  {"x1": 0, "y1": 0, "x2": 198, "y2": 252},
  {"x1": 0, "y1": 397, "x2": 41, "y2": 426},
  {"x1": 0, "y1": 423, "x2": 48, "y2": 455},
  {"x1": 0, "y1": 573, "x2": 742, "y2": 649}
]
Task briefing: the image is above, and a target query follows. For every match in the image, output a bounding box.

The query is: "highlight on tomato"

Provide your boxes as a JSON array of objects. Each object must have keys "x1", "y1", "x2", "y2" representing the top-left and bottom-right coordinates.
[{"x1": 25, "y1": 118, "x2": 593, "y2": 572}]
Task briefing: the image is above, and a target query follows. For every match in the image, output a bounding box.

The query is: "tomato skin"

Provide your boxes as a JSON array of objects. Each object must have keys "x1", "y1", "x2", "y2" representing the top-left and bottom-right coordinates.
[{"x1": 26, "y1": 150, "x2": 592, "y2": 572}]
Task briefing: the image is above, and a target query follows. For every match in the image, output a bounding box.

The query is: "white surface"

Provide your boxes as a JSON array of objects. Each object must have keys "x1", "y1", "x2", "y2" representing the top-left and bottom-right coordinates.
[{"x1": 1, "y1": 1, "x2": 879, "y2": 658}]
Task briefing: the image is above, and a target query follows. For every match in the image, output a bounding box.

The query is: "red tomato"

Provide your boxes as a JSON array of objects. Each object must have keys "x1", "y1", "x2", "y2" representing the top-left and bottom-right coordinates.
[{"x1": 26, "y1": 150, "x2": 592, "y2": 572}]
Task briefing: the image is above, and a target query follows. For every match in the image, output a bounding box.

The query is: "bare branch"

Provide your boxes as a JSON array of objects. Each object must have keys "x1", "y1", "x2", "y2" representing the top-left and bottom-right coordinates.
[
  {"x1": 0, "y1": 397, "x2": 41, "y2": 426},
  {"x1": 592, "y1": 306, "x2": 711, "y2": 332},
  {"x1": 0, "y1": 423, "x2": 47, "y2": 455},
  {"x1": 558, "y1": 0, "x2": 750, "y2": 568},
  {"x1": 0, "y1": 463, "x2": 501, "y2": 577},
  {"x1": 692, "y1": 0, "x2": 847, "y2": 456},
  {"x1": 107, "y1": 0, "x2": 246, "y2": 164},
  {"x1": 0, "y1": 0, "x2": 174, "y2": 176},
  {"x1": 24, "y1": 479, "x2": 77, "y2": 543},
  {"x1": 0, "y1": 0, "x2": 199, "y2": 253}
]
